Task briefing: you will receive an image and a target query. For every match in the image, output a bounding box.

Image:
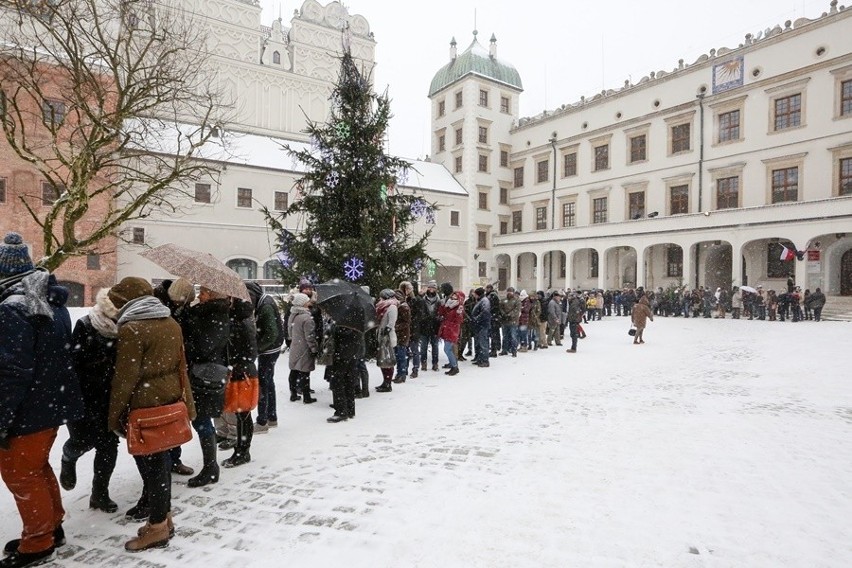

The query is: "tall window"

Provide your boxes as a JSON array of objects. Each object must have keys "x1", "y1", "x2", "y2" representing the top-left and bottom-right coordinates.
[
  {"x1": 87, "y1": 253, "x2": 100, "y2": 270},
  {"x1": 537, "y1": 160, "x2": 549, "y2": 183},
  {"x1": 499, "y1": 220, "x2": 508, "y2": 235},
  {"x1": 628, "y1": 192, "x2": 645, "y2": 219},
  {"x1": 592, "y1": 197, "x2": 608, "y2": 224},
  {"x1": 589, "y1": 250, "x2": 599, "y2": 278},
  {"x1": 450, "y1": 211, "x2": 460, "y2": 226},
  {"x1": 478, "y1": 191, "x2": 488, "y2": 210},
  {"x1": 563, "y1": 152, "x2": 577, "y2": 177},
  {"x1": 594, "y1": 144, "x2": 609, "y2": 171},
  {"x1": 194, "y1": 183, "x2": 211, "y2": 203},
  {"x1": 274, "y1": 191, "x2": 288, "y2": 211},
  {"x1": 455, "y1": 128, "x2": 463, "y2": 145},
  {"x1": 767, "y1": 242, "x2": 795, "y2": 278},
  {"x1": 132, "y1": 227, "x2": 145, "y2": 245},
  {"x1": 438, "y1": 100, "x2": 446, "y2": 117},
  {"x1": 666, "y1": 247, "x2": 683, "y2": 277},
  {"x1": 512, "y1": 210, "x2": 522, "y2": 233},
  {"x1": 716, "y1": 176, "x2": 739, "y2": 209},
  {"x1": 499, "y1": 186, "x2": 508, "y2": 204},
  {"x1": 455, "y1": 91, "x2": 463, "y2": 108},
  {"x1": 477, "y1": 230, "x2": 487, "y2": 249},
  {"x1": 629, "y1": 135, "x2": 646, "y2": 163},
  {"x1": 671, "y1": 123, "x2": 691, "y2": 153},
  {"x1": 0, "y1": 178, "x2": 6, "y2": 204},
  {"x1": 478, "y1": 126, "x2": 488, "y2": 144},
  {"x1": 670, "y1": 185, "x2": 689, "y2": 215},
  {"x1": 272, "y1": 51, "x2": 281, "y2": 64},
  {"x1": 500, "y1": 150, "x2": 508, "y2": 167},
  {"x1": 842, "y1": 80, "x2": 852, "y2": 116},
  {"x1": 535, "y1": 206, "x2": 547, "y2": 230},
  {"x1": 500, "y1": 96, "x2": 510, "y2": 113},
  {"x1": 454, "y1": 156, "x2": 462, "y2": 173},
  {"x1": 478, "y1": 155, "x2": 488, "y2": 172},
  {"x1": 771, "y1": 167, "x2": 798, "y2": 203},
  {"x1": 718, "y1": 110, "x2": 740, "y2": 142},
  {"x1": 840, "y1": 157, "x2": 852, "y2": 196},
  {"x1": 438, "y1": 134, "x2": 446, "y2": 152},
  {"x1": 42, "y1": 99, "x2": 65, "y2": 126},
  {"x1": 237, "y1": 187, "x2": 252, "y2": 208},
  {"x1": 562, "y1": 202, "x2": 576, "y2": 227},
  {"x1": 513, "y1": 166, "x2": 524, "y2": 188},
  {"x1": 774, "y1": 93, "x2": 801, "y2": 130},
  {"x1": 479, "y1": 89, "x2": 489, "y2": 107},
  {"x1": 42, "y1": 181, "x2": 60, "y2": 205}
]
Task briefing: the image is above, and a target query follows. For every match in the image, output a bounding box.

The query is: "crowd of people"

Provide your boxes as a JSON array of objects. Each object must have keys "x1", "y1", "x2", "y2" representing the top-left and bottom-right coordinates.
[{"x1": 0, "y1": 226, "x2": 828, "y2": 567}]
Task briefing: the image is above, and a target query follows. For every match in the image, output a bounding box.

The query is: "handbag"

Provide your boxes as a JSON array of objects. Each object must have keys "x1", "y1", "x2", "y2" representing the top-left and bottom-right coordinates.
[
  {"x1": 126, "y1": 350, "x2": 193, "y2": 456},
  {"x1": 628, "y1": 326, "x2": 637, "y2": 336},
  {"x1": 376, "y1": 331, "x2": 395, "y2": 367},
  {"x1": 190, "y1": 362, "x2": 229, "y2": 394},
  {"x1": 223, "y1": 373, "x2": 259, "y2": 413}
]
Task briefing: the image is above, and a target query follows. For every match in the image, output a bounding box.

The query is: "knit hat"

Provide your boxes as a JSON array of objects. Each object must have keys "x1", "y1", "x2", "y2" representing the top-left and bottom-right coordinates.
[
  {"x1": 426, "y1": 280, "x2": 437, "y2": 288},
  {"x1": 167, "y1": 277, "x2": 195, "y2": 305},
  {"x1": 291, "y1": 292, "x2": 310, "y2": 307},
  {"x1": 298, "y1": 278, "x2": 314, "y2": 292},
  {"x1": 519, "y1": 290, "x2": 528, "y2": 300},
  {"x1": 108, "y1": 276, "x2": 153, "y2": 309},
  {"x1": 379, "y1": 288, "x2": 395, "y2": 300},
  {"x1": 0, "y1": 232, "x2": 35, "y2": 278}
]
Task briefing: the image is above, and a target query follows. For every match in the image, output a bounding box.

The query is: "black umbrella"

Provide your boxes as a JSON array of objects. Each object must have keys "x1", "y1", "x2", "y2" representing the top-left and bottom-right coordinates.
[{"x1": 315, "y1": 279, "x2": 377, "y2": 333}]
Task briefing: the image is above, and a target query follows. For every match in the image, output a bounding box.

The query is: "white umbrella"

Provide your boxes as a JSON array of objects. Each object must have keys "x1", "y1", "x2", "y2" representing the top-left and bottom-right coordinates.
[{"x1": 740, "y1": 285, "x2": 758, "y2": 293}]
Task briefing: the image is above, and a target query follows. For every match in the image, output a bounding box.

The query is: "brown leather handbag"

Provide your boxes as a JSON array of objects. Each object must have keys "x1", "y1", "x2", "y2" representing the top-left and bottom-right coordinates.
[
  {"x1": 126, "y1": 354, "x2": 193, "y2": 456},
  {"x1": 223, "y1": 373, "x2": 259, "y2": 413}
]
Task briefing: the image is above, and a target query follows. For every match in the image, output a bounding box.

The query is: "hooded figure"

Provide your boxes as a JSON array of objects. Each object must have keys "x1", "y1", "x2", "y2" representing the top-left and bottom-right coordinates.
[{"x1": 245, "y1": 282, "x2": 284, "y2": 431}]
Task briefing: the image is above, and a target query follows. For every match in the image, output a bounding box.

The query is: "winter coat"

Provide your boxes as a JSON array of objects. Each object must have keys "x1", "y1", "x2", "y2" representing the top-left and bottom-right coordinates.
[
  {"x1": 71, "y1": 314, "x2": 116, "y2": 421},
  {"x1": 183, "y1": 298, "x2": 230, "y2": 419},
  {"x1": 288, "y1": 306, "x2": 318, "y2": 373},
  {"x1": 228, "y1": 298, "x2": 258, "y2": 378},
  {"x1": 519, "y1": 298, "x2": 532, "y2": 326},
  {"x1": 329, "y1": 325, "x2": 365, "y2": 374},
  {"x1": 566, "y1": 297, "x2": 584, "y2": 323},
  {"x1": 731, "y1": 290, "x2": 743, "y2": 309},
  {"x1": 247, "y1": 282, "x2": 284, "y2": 355},
  {"x1": 631, "y1": 296, "x2": 654, "y2": 329},
  {"x1": 408, "y1": 294, "x2": 428, "y2": 340},
  {"x1": 547, "y1": 298, "x2": 563, "y2": 326},
  {"x1": 500, "y1": 295, "x2": 521, "y2": 326},
  {"x1": 471, "y1": 295, "x2": 491, "y2": 331},
  {"x1": 438, "y1": 291, "x2": 465, "y2": 343},
  {"x1": 109, "y1": 305, "x2": 195, "y2": 432},
  {"x1": 807, "y1": 291, "x2": 826, "y2": 309},
  {"x1": 421, "y1": 292, "x2": 441, "y2": 336},
  {"x1": 394, "y1": 293, "x2": 412, "y2": 346},
  {"x1": 487, "y1": 291, "x2": 502, "y2": 325},
  {"x1": 376, "y1": 299, "x2": 399, "y2": 349},
  {"x1": 0, "y1": 271, "x2": 84, "y2": 438},
  {"x1": 531, "y1": 297, "x2": 542, "y2": 323}
]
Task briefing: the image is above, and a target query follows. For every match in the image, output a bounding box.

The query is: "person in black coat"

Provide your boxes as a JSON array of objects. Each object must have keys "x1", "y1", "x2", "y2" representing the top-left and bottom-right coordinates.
[
  {"x1": 59, "y1": 288, "x2": 121, "y2": 514},
  {"x1": 325, "y1": 322, "x2": 365, "y2": 423},
  {"x1": 222, "y1": 295, "x2": 258, "y2": 468},
  {"x1": 406, "y1": 282, "x2": 427, "y2": 378},
  {"x1": 182, "y1": 287, "x2": 230, "y2": 488}
]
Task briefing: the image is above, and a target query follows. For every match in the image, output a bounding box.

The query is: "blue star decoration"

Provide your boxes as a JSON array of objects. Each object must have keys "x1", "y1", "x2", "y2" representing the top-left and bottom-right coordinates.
[{"x1": 343, "y1": 256, "x2": 365, "y2": 281}]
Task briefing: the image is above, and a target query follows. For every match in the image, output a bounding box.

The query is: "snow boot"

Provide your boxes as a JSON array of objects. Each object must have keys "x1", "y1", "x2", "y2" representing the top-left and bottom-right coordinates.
[
  {"x1": 360, "y1": 367, "x2": 370, "y2": 397},
  {"x1": 288, "y1": 370, "x2": 301, "y2": 401},
  {"x1": 59, "y1": 457, "x2": 76, "y2": 491},
  {"x1": 3, "y1": 525, "x2": 64, "y2": 557},
  {"x1": 0, "y1": 547, "x2": 55, "y2": 567},
  {"x1": 187, "y1": 434, "x2": 219, "y2": 488},
  {"x1": 89, "y1": 477, "x2": 118, "y2": 513},
  {"x1": 445, "y1": 367, "x2": 459, "y2": 376},
  {"x1": 301, "y1": 377, "x2": 316, "y2": 404},
  {"x1": 375, "y1": 380, "x2": 392, "y2": 393},
  {"x1": 125, "y1": 520, "x2": 170, "y2": 552}
]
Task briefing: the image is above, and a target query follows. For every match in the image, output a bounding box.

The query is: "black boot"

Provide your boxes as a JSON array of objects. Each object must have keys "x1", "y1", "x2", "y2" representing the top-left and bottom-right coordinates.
[
  {"x1": 360, "y1": 367, "x2": 370, "y2": 397},
  {"x1": 59, "y1": 457, "x2": 76, "y2": 491},
  {"x1": 375, "y1": 380, "x2": 392, "y2": 393},
  {"x1": 301, "y1": 377, "x2": 316, "y2": 404},
  {"x1": 89, "y1": 477, "x2": 118, "y2": 513},
  {"x1": 187, "y1": 433, "x2": 220, "y2": 488},
  {"x1": 288, "y1": 370, "x2": 301, "y2": 402},
  {"x1": 125, "y1": 490, "x2": 149, "y2": 521}
]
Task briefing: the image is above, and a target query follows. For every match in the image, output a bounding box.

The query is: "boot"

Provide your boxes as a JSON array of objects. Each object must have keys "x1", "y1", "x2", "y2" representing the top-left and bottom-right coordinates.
[
  {"x1": 288, "y1": 371, "x2": 301, "y2": 402},
  {"x1": 392, "y1": 375, "x2": 406, "y2": 384},
  {"x1": 0, "y1": 548, "x2": 55, "y2": 566},
  {"x1": 4, "y1": 525, "x2": 64, "y2": 556},
  {"x1": 300, "y1": 377, "x2": 316, "y2": 404},
  {"x1": 59, "y1": 457, "x2": 76, "y2": 491},
  {"x1": 420, "y1": 361, "x2": 427, "y2": 372},
  {"x1": 411, "y1": 368, "x2": 419, "y2": 379},
  {"x1": 124, "y1": 519, "x2": 170, "y2": 552},
  {"x1": 89, "y1": 477, "x2": 118, "y2": 513},
  {"x1": 445, "y1": 367, "x2": 459, "y2": 376},
  {"x1": 360, "y1": 367, "x2": 370, "y2": 397},
  {"x1": 375, "y1": 380, "x2": 392, "y2": 393},
  {"x1": 137, "y1": 513, "x2": 174, "y2": 538},
  {"x1": 125, "y1": 490, "x2": 149, "y2": 521},
  {"x1": 187, "y1": 434, "x2": 219, "y2": 488}
]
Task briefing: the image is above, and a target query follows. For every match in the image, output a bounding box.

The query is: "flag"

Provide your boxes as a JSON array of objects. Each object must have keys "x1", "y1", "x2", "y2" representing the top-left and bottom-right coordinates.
[{"x1": 779, "y1": 245, "x2": 795, "y2": 261}]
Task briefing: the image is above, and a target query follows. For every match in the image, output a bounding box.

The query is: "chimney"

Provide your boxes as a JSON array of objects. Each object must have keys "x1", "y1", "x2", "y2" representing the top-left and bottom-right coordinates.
[
  {"x1": 450, "y1": 37, "x2": 457, "y2": 60},
  {"x1": 489, "y1": 33, "x2": 497, "y2": 58}
]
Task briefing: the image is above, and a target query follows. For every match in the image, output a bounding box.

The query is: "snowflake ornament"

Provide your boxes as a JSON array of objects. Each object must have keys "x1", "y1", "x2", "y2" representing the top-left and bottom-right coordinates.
[
  {"x1": 343, "y1": 256, "x2": 365, "y2": 281},
  {"x1": 396, "y1": 167, "x2": 410, "y2": 186},
  {"x1": 410, "y1": 198, "x2": 428, "y2": 219},
  {"x1": 335, "y1": 122, "x2": 351, "y2": 139},
  {"x1": 275, "y1": 250, "x2": 293, "y2": 269},
  {"x1": 413, "y1": 258, "x2": 424, "y2": 272},
  {"x1": 425, "y1": 206, "x2": 436, "y2": 225}
]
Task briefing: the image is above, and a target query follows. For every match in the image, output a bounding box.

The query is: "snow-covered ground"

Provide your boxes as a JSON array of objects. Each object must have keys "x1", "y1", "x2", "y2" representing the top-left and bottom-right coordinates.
[{"x1": 2, "y1": 312, "x2": 851, "y2": 567}]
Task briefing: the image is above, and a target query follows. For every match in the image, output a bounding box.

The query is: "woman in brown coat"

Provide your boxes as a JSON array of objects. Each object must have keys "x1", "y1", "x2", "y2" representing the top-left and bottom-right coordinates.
[
  {"x1": 108, "y1": 277, "x2": 196, "y2": 552},
  {"x1": 631, "y1": 295, "x2": 654, "y2": 345}
]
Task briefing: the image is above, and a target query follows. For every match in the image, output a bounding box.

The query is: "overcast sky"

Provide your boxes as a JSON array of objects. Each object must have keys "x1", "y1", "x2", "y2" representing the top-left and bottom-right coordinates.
[{"x1": 259, "y1": 0, "x2": 832, "y2": 159}]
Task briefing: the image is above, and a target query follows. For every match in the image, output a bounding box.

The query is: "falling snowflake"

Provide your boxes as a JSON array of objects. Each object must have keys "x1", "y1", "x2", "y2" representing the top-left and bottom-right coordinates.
[
  {"x1": 410, "y1": 198, "x2": 428, "y2": 219},
  {"x1": 343, "y1": 256, "x2": 365, "y2": 281},
  {"x1": 275, "y1": 250, "x2": 293, "y2": 269}
]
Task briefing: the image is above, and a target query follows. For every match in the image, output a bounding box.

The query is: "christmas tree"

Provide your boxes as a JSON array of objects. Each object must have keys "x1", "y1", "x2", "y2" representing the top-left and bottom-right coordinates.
[{"x1": 265, "y1": 42, "x2": 435, "y2": 294}]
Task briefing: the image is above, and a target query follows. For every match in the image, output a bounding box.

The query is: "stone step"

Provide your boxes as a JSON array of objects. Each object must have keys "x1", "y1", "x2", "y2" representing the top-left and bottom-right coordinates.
[{"x1": 821, "y1": 296, "x2": 852, "y2": 321}]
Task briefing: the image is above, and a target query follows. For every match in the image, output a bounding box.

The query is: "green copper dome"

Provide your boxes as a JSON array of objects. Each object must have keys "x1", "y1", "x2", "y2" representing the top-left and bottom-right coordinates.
[{"x1": 429, "y1": 34, "x2": 523, "y2": 97}]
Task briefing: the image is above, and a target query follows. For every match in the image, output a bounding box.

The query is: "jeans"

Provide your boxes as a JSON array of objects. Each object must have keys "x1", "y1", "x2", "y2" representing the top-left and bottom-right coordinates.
[
  {"x1": 501, "y1": 324, "x2": 518, "y2": 354},
  {"x1": 133, "y1": 451, "x2": 171, "y2": 524},
  {"x1": 474, "y1": 325, "x2": 490, "y2": 363},
  {"x1": 518, "y1": 325, "x2": 528, "y2": 348},
  {"x1": 394, "y1": 344, "x2": 409, "y2": 378},
  {"x1": 257, "y1": 351, "x2": 280, "y2": 424},
  {"x1": 568, "y1": 322, "x2": 579, "y2": 351},
  {"x1": 443, "y1": 339, "x2": 457, "y2": 368},
  {"x1": 408, "y1": 338, "x2": 421, "y2": 373},
  {"x1": 420, "y1": 334, "x2": 439, "y2": 366}
]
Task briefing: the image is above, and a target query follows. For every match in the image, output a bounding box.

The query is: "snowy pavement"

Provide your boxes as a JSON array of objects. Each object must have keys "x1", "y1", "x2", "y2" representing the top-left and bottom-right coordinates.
[{"x1": 2, "y1": 314, "x2": 851, "y2": 567}]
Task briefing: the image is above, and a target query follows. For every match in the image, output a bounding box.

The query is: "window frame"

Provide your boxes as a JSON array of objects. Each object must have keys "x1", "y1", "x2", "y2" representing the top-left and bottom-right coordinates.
[
  {"x1": 589, "y1": 250, "x2": 599, "y2": 278},
  {"x1": 454, "y1": 155, "x2": 463, "y2": 173},
  {"x1": 766, "y1": 78, "x2": 809, "y2": 133},
  {"x1": 478, "y1": 154, "x2": 489, "y2": 173},
  {"x1": 450, "y1": 210, "x2": 460, "y2": 227},
  {"x1": 500, "y1": 149, "x2": 509, "y2": 167},
  {"x1": 666, "y1": 246, "x2": 683, "y2": 278},
  {"x1": 773, "y1": 93, "x2": 802, "y2": 131},
  {"x1": 669, "y1": 184, "x2": 689, "y2": 215},
  {"x1": 592, "y1": 196, "x2": 608, "y2": 224},
  {"x1": 665, "y1": 111, "x2": 695, "y2": 156},
  {"x1": 563, "y1": 151, "x2": 577, "y2": 177},
  {"x1": 830, "y1": 142, "x2": 852, "y2": 197},
  {"x1": 478, "y1": 125, "x2": 488, "y2": 144},
  {"x1": 455, "y1": 128, "x2": 463, "y2": 146},
  {"x1": 0, "y1": 177, "x2": 6, "y2": 204},
  {"x1": 536, "y1": 159, "x2": 549, "y2": 184},
  {"x1": 670, "y1": 123, "x2": 691, "y2": 154},
  {"x1": 132, "y1": 227, "x2": 145, "y2": 245},
  {"x1": 194, "y1": 183, "x2": 211, "y2": 204},
  {"x1": 535, "y1": 205, "x2": 547, "y2": 230},
  {"x1": 41, "y1": 181, "x2": 61, "y2": 206},
  {"x1": 715, "y1": 176, "x2": 740, "y2": 210},
  {"x1": 718, "y1": 109, "x2": 741, "y2": 143},
  {"x1": 499, "y1": 186, "x2": 508, "y2": 205},
  {"x1": 511, "y1": 210, "x2": 523, "y2": 233},
  {"x1": 438, "y1": 134, "x2": 446, "y2": 152},
  {"x1": 438, "y1": 99, "x2": 446, "y2": 117},
  {"x1": 710, "y1": 94, "x2": 747, "y2": 146},
  {"x1": 86, "y1": 253, "x2": 100, "y2": 271},
  {"x1": 627, "y1": 190, "x2": 646, "y2": 220},
  {"x1": 593, "y1": 144, "x2": 609, "y2": 171},
  {"x1": 41, "y1": 99, "x2": 65, "y2": 126},
  {"x1": 709, "y1": 162, "x2": 745, "y2": 210},
  {"x1": 477, "y1": 230, "x2": 488, "y2": 249},
  {"x1": 762, "y1": 153, "x2": 805, "y2": 205},
  {"x1": 629, "y1": 134, "x2": 647, "y2": 163},
  {"x1": 455, "y1": 90, "x2": 463, "y2": 109},
  {"x1": 500, "y1": 95, "x2": 510, "y2": 114},
  {"x1": 478, "y1": 191, "x2": 489, "y2": 210},
  {"x1": 770, "y1": 166, "x2": 799, "y2": 204},
  {"x1": 274, "y1": 190, "x2": 289, "y2": 212},
  {"x1": 767, "y1": 242, "x2": 795, "y2": 279},
  {"x1": 513, "y1": 166, "x2": 524, "y2": 188},
  {"x1": 236, "y1": 187, "x2": 253, "y2": 208},
  {"x1": 561, "y1": 200, "x2": 576, "y2": 228},
  {"x1": 479, "y1": 89, "x2": 489, "y2": 108}
]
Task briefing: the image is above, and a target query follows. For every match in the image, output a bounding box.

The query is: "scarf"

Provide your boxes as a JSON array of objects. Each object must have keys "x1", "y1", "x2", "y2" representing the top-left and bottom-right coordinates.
[
  {"x1": 89, "y1": 302, "x2": 118, "y2": 338},
  {"x1": 117, "y1": 295, "x2": 171, "y2": 328},
  {"x1": 375, "y1": 297, "x2": 398, "y2": 321},
  {"x1": 0, "y1": 269, "x2": 53, "y2": 320}
]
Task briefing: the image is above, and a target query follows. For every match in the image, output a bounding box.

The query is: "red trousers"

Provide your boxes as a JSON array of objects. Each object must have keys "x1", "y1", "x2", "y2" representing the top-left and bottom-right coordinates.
[{"x1": 0, "y1": 428, "x2": 64, "y2": 553}]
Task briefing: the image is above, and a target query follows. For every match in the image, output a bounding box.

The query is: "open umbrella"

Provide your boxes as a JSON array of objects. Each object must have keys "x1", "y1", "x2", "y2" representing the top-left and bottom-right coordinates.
[
  {"x1": 315, "y1": 278, "x2": 377, "y2": 333},
  {"x1": 140, "y1": 243, "x2": 250, "y2": 301},
  {"x1": 740, "y1": 285, "x2": 758, "y2": 293}
]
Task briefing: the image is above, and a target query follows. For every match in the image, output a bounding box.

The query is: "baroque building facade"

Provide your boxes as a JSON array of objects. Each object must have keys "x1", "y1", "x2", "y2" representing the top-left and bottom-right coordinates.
[{"x1": 428, "y1": 1, "x2": 852, "y2": 297}]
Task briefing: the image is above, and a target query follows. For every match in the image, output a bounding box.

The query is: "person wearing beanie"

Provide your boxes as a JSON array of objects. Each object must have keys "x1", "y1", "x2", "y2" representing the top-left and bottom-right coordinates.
[
  {"x1": 287, "y1": 292, "x2": 318, "y2": 409},
  {"x1": 108, "y1": 276, "x2": 195, "y2": 551},
  {"x1": 0, "y1": 233, "x2": 84, "y2": 567},
  {"x1": 167, "y1": 277, "x2": 196, "y2": 306},
  {"x1": 0, "y1": 232, "x2": 35, "y2": 279},
  {"x1": 391, "y1": 289, "x2": 412, "y2": 384},
  {"x1": 373, "y1": 289, "x2": 399, "y2": 393}
]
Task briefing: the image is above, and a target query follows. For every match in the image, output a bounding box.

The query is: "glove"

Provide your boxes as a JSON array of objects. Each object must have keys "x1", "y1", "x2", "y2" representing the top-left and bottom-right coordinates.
[{"x1": 0, "y1": 429, "x2": 9, "y2": 450}]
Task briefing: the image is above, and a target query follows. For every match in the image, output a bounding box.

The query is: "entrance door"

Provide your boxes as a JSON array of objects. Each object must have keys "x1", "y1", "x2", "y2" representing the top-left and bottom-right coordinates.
[
  {"x1": 842, "y1": 250, "x2": 852, "y2": 296},
  {"x1": 498, "y1": 268, "x2": 508, "y2": 291}
]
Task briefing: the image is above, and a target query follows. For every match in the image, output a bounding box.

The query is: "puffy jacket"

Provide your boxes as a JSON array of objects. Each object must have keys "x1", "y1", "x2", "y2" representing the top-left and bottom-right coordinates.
[
  {"x1": 247, "y1": 282, "x2": 285, "y2": 355},
  {"x1": 471, "y1": 295, "x2": 491, "y2": 330},
  {"x1": 566, "y1": 297, "x2": 584, "y2": 323},
  {"x1": 631, "y1": 296, "x2": 654, "y2": 328},
  {"x1": 438, "y1": 292, "x2": 465, "y2": 343},
  {"x1": 0, "y1": 271, "x2": 84, "y2": 438}
]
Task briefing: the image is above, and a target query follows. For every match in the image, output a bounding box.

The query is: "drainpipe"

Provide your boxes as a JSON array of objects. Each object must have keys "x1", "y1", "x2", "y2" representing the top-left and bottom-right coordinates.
[
  {"x1": 696, "y1": 93, "x2": 705, "y2": 213},
  {"x1": 549, "y1": 132, "x2": 557, "y2": 289}
]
